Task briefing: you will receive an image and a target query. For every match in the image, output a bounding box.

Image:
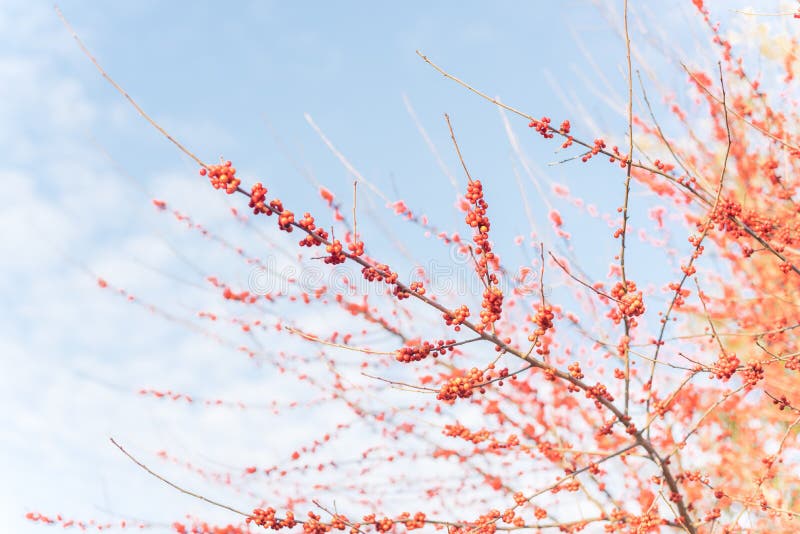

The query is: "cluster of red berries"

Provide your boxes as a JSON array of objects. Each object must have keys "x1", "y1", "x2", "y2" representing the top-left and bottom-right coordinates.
[
  {"x1": 501, "y1": 509, "x2": 521, "y2": 526},
  {"x1": 712, "y1": 351, "x2": 740, "y2": 381},
  {"x1": 303, "y1": 512, "x2": 336, "y2": 534},
  {"x1": 443, "y1": 422, "x2": 491, "y2": 443},
  {"x1": 444, "y1": 305, "x2": 470, "y2": 331},
  {"x1": 297, "y1": 213, "x2": 330, "y2": 247},
  {"x1": 437, "y1": 367, "x2": 486, "y2": 403},
  {"x1": 396, "y1": 339, "x2": 456, "y2": 363},
  {"x1": 567, "y1": 362, "x2": 584, "y2": 380},
  {"x1": 362, "y1": 263, "x2": 394, "y2": 283},
  {"x1": 585, "y1": 382, "x2": 614, "y2": 409},
  {"x1": 706, "y1": 196, "x2": 794, "y2": 251},
  {"x1": 529, "y1": 304, "x2": 555, "y2": 339},
  {"x1": 465, "y1": 180, "x2": 492, "y2": 254},
  {"x1": 326, "y1": 515, "x2": 349, "y2": 532},
  {"x1": 249, "y1": 183, "x2": 292, "y2": 232},
  {"x1": 626, "y1": 509, "x2": 666, "y2": 532},
  {"x1": 359, "y1": 262, "x2": 416, "y2": 302},
  {"x1": 667, "y1": 282, "x2": 691, "y2": 308},
  {"x1": 528, "y1": 116, "x2": 554, "y2": 139},
  {"x1": 465, "y1": 178, "x2": 505, "y2": 331},
  {"x1": 278, "y1": 209, "x2": 294, "y2": 231},
  {"x1": 409, "y1": 281, "x2": 425, "y2": 295},
  {"x1": 608, "y1": 280, "x2": 645, "y2": 326},
  {"x1": 742, "y1": 360, "x2": 764, "y2": 386},
  {"x1": 653, "y1": 159, "x2": 676, "y2": 173},
  {"x1": 249, "y1": 182, "x2": 269, "y2": 214},
  {"x1": 347, "y1": 240, "x2": 364, "y2": 256},
  {"x1": 581, "y1": 138, "x2": 607, "y2": 162},
  {"x1": 222, "y1": 286, "x2": 256, "y2": 303},
  {"x1": 364, "y1": 516, "x2": 393, "y2": 533},
  {"x1": 392, "y1": 284, "x2": 411, "y2": 300},
  {"x1": 395, "y1": 512, "x2": 426, "y2": 530},
  {"x1": 772, "y1": 395, "x2": 792, "y2": 411},
  {"x1": 456, "y1": 509, "x2": 502, "y2": 534},
  {"x1": 201, "y1": 161, "x2": 240, "y2": 194},
  {"x1": 479, "y1": 286, "x2": 504, "y2": 331},
  {"x1": 246, "y1": 508, "x2": 296, "y2": 530},
  {"x1": 609, "y1": 146, "x2": 631, "y2": 168},
  {"x1": 324, "y1": 240, "x2": 346, "y2": 265},
  {"x1": 707, "y1": 197, "x2": 741, "y2": 234}
]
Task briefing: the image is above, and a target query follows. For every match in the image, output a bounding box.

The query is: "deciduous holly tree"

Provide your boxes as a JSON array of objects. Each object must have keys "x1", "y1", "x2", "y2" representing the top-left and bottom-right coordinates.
[{"x1": 29, "y1": 2, "x2": 800, "y2": 533}]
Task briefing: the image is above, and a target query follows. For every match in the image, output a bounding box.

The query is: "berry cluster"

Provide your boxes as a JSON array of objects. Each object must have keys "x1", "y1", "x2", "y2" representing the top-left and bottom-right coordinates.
[
  {"x1": 278, "y1": 209, "x2": 295, "y2": 231},
  {"x1": 297, "y1": 213, "x2": 330, "y2": 247},
  {"x1": 771, "y1": 395, "x2": 792, "y2": 411},
  {"x1": 462, "y1": 180, "x2": 502, "y2": 331},
  {"x1": 609, "y1": 146, "x2": 631, "y2": 168},
  {"x1": 249, "y1": 182, "x2": 269, "y2": 214},
  {"x1": 222, "y1": 286, "x2": 256, "y2": 303},
  {"x1": 479, "y1": 286, "x2": 504, "y2": 332},
  {"x1": 201, "y1": 160, "x2": 240, "y2": 194},
  {"x1": 444, "y1": 305, "x2": 470, "y2": 331},
  {"x1": 396, "y1": 339, "x2": 456, "y2": 363},
  {"x1": 528, "y1": 116, "x2": 554, "y2": 139},
  {"x1": 608, "y1": 280, "x2": 645, "y2": 326},
  {"x1": 567, "y1": 362, "x2": 584, "y2": 380},
  {"x1": 742, "y1": 360, "x2": 764, "y2": 386},
  {"x1": 712, "y1": 351, "x2": 740, "y2": 381},
  {"x1": 443, "y1": 422, "x2": 491, "y2": 443},
  {"x1": 303, "y1": 512, "x2": 334, "y2": 534},
  {"x1": 585, "y1": 382, "x2": 614, "y2": 409},
  {"x1": 581, "y1": 138, "x2": 607, "y2": 163},
  {"x1": 409, "y1": 281, "x2": 425, "y2": 295},
  {"x1": 396, "y1": 512, "x2": 426, "y2": 530},
  {"x1": 529, "y1": 304, "x2": 555, "y2": 339},
  {"x1": 247, "y1": 508, "x2": 296, "y2": 530},
  {"x1": 362, "y1": 515, "x2": 393, "y2": 533},
  {"x1": 324, "y1": 239, "x2": 346, "y2": 265},
  {"x1": 653, "y1": 159, "x2": 676, "y2": 173},
  {"x1": 667, "y1": 282, "x2": 691, "y2": 309},
  {"x1": 437, "y1": 367, "x2": 486, "y2": 403},
  {"x1": 347, "y1": 240, "x2": 364, "y2": 257},
  {"x1": 465, "y1": 180, "x2": 492, "y2": 254},
  {"x1": 361, "y1": 264, "x2": 401, "y2": 301}
]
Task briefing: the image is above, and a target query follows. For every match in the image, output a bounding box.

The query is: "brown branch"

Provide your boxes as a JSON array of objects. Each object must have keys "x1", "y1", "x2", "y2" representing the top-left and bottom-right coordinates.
[
  {"x1": 55, "y1": 6, "x2": 206, "y2": 168},
  {"x1": 109, "y1": 437, "x2": 250, "y2": 518},
  {"x1": 620, "y1": 0, "x2": 635, "y2": 417}
]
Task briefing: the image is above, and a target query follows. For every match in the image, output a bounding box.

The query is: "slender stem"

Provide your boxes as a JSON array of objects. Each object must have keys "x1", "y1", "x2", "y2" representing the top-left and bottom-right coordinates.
[
  {"x1": 620, "y1": 0, "x2": 635, "y2": 417},
  {"x1": 110, "y1": 438, "x2": 250, "y2": 518}
]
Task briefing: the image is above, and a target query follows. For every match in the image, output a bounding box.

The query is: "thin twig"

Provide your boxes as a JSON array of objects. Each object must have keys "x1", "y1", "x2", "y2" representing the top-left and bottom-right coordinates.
[
  {"x1": 109, "y1": 438, "x2": 250, "y2": 518},
  {"x1": 621, "y1": 0, "x2": 634, "y2": 417},
  {"x1": 55, "y1": 6, "x2": 206, "y2": 168},
  {"x1": 444, "y1": 114, "x2": 474, "y2": 183},
  {"x1": 548, "y1": 252, "x2": 619, "y2": 303},
  {"x1": 352, "y1": 180, "x2": 359, "y2": 241}
]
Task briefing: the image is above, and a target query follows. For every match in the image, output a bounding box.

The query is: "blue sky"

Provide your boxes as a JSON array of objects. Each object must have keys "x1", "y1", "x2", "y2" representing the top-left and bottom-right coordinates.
[{"x1": 1, "y1": 1, "x2": 780, "y2": 532}]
